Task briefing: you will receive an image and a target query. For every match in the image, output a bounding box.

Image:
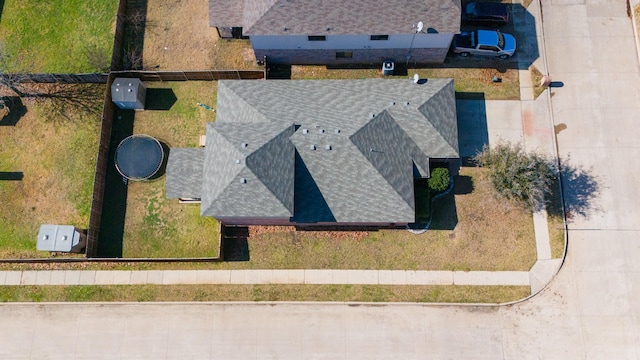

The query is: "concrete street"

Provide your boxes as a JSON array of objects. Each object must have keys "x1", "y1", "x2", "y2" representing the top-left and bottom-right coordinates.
[{"x1": 1, "y1": 0, "x2": 639, "y2": 358}]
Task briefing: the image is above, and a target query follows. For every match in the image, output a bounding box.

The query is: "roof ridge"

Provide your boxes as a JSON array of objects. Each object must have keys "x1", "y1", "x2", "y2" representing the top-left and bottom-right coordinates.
[
  {"x1": 243, "y1": 0, "x2": 281, "y2": 33},
  {"x1": 349, "y1": 111, "x2": 417, "y2": 210},
  {"x1": 218, "y1": 81, "x2": 271, "y2": 124},
  {"x1": 200, "y1": 129, "x2": 245, "y2": 216},
  {"x1": 417, "y1": 80, "x2": 459, "y2": 155},
  {"x1": 245, "y1": 123, "x2": 296, "y2": 213}
]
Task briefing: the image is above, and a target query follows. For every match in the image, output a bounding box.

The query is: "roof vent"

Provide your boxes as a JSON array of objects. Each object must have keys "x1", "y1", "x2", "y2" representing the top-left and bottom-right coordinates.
[
  {"x1": 310, "y1": 145, "x2": 316, "y2": 150},
  {"x1": 302, "y1": 129, "x2": 309, "y2": 134},
  {"x1": 404, "y1": 101, "x2": 410, "y2": 106},
  {"x1": 369, "y1": 113, "x2": 376, "y2": 119},
  {"x1": 235, "y1": 159, "x2": 241, "y2": 164},
  {"x1": 319, "y1": 129, "x2": 325, "y2": 134},
  {"x1": 325, "y1": 145, "x2": 332, "y2": 150},
  {"x1": 335, "y1": 129, "x2": 341, "y2": 134},
  {"x1": 389, "y1": 101, "x2": 396, "y2": 106},
  {"x1": 242, "y1": 143, "x2": 248, "y2": 148},
  {"x1": 240, "y1": 178, "x2": 247, "y2": 184}
]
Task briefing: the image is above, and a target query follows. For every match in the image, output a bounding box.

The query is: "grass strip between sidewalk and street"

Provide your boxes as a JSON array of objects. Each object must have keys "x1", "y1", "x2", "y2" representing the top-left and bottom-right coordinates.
[{"x1": 0, "y1": 284, "x2": 530, "y2": 303}]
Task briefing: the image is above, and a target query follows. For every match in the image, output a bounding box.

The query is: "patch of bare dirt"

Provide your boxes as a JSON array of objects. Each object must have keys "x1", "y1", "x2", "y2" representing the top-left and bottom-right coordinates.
[{"x1": 142, "y1": 0, "x2": 216, "y2": 70}]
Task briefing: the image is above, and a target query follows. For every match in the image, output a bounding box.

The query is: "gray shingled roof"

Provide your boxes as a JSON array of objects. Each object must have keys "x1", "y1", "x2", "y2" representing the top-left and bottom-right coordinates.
[
  {"x1": 166, "y1": 148, "x2": 205, "y2": 199},
  {"x1": 207, "y1": 78, "x2": 458, "y2": 223},
  {"x1": 210, "y1": 0, "x2": 461, "y2": 35},
  {"x1": 200, "y1": 121, "x2": 296, "y2": 218}
]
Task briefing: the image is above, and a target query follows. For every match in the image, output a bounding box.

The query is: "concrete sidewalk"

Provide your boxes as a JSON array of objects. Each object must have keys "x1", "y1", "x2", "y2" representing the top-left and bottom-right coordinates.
[{"x1": 0, "y1": 269, "x2": 533, "y2": 286}]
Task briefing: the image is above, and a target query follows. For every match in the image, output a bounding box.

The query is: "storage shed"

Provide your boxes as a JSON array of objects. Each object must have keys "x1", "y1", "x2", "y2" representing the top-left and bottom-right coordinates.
[
  {"x1": 37, "y1": 225, "x2": 86, "y2": 253},
  {"x1": 111, "y1": 78, "x2": 146, "y2": 110}
]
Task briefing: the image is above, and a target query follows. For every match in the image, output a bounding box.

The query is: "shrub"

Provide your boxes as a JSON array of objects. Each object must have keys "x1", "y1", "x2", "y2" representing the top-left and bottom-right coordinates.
[
  {"x1": 473, "y1": 143, "x2": 556, "y2": 210},
  {"x1": 428, "y1": 167, "x2": 451, "y2": 193}
]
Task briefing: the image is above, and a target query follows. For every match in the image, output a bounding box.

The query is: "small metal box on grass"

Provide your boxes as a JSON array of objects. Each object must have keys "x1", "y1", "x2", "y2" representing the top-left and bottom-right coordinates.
[
  {"x1": 382, "y1": 61, "x2": 395, "y2": 76},
  {"x1": 111, "y1": 78, "x2": 146, "y2": 110},
  {"x1": 37, "y1": 225, "x2": 86, "y2": 253}
]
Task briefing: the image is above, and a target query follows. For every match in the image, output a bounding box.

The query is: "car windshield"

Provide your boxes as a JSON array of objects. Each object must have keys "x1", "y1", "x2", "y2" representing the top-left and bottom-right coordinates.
[{"x1": 497, "y1": 31, "x2": 505, "y2": 49}]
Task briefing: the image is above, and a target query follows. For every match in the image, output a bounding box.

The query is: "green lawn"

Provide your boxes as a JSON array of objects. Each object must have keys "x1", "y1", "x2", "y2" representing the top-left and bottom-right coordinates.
[
  {"x1": 0, "y1": 85, "x2": 103, "y2": 258},
  {"x1": 122, "y1": 81, "x2": 220, "y2": 258},
  {"x1": 0, "y1": 284, "x2": 530, "y2": 303},
  {"x1": 0, "y1": 0, "x2": 118, "y2": 73}
]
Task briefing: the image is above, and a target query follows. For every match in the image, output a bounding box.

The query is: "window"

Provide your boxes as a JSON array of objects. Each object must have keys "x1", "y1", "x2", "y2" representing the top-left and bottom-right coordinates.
[
  {"x1": 336, "y1": 51, "x2": 353, "y2": 59},
  {"x1": 479, "y1": 45, "x2": 499, "y2": 52},
  {"x1": 370, "y1": 35, "x2": 389, "y2": 41},
  {"x1": 308, "y1": 35, "x2": 326, "y2": 41}
]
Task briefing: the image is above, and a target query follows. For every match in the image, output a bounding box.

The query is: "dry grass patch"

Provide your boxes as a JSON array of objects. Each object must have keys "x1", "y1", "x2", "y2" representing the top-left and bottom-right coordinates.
[
  {"x1": 210, "y1": 38, "x2": 264, "y2": 70},
  {"x1": 290, "y1": 66, "x2": 519, "y2": 100},
  {"x1": 226, "y1": 167, "x2": 535, "y2": 271},
  {"x1": 122, "y1": 81, "x2": 220, "y2": 258},
  {"x1": 142, "y1": 0, "x2": 216, "y2": 70},
  {"x1": 529, "y1": 65, "x2": 547, "y2": 99},
  {"x1": 548, "y1": 215, "x2": 565, "y2": 259},
  {"x1": 413, "y1": 67, "x2": 519, "y2": 100},
  {"x1": 0, "y1": 284, "x2": 530, "y2": 303},
  {"x1": 0, "y1": 86, "x2": 102, "y2": 258},
  {"x1": 1, "y1": 166, "x2": 536, "y2": 269}
]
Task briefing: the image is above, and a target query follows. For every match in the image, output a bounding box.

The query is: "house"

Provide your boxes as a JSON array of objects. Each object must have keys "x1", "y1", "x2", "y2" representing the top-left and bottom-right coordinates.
[
  {"x1": 166, "y1": 78, "x2": 460, "y2": 226},
  {"x1": 209, "y1": 0, "x2": 461, "y2": 65}
]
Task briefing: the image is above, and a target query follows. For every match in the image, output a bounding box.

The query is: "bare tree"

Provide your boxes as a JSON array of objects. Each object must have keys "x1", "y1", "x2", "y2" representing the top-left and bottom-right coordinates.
[{"x1": 0, "y1": 43, "x2": 103, "y2": 123}]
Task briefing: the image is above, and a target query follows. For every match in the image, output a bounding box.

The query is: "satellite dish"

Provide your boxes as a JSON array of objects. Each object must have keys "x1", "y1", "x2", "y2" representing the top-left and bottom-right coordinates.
[
  {"x1": 413, "y1": 74, "x2": 420, "y2": 83},
  {"x1": 416, "y1": 21, "x2": 424, "y2": 33}
]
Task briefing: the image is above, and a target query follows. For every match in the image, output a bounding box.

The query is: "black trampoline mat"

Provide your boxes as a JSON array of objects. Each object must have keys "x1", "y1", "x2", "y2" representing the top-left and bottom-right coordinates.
[{"x1": 115, "y1": 135, "x2": 163, "y2": 180}]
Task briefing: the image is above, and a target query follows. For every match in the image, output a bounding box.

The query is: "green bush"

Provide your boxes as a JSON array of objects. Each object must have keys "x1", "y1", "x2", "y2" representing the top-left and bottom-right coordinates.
[
  {"x1": 473, "y1": 143, "x2": 556, "y2": 209},
  {"x1": 428, "y1": 167, "x2": 451, "y2": 193}
]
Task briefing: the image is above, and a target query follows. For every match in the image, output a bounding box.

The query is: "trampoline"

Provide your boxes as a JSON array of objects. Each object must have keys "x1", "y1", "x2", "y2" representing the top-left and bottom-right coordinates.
[{"x1": 115, "y1": 134, "x2": 164, "y2": 180}]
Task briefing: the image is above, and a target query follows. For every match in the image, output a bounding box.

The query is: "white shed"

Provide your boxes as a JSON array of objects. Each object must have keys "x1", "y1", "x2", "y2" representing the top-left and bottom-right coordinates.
[{"x1": 37, "y1": 225, "x2": 86, "y2": 253}]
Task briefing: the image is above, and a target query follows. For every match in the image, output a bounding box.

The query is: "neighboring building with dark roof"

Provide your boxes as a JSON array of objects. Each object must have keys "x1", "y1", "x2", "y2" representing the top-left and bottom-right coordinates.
[
  {"x1": 166, "y1": 78, "x2": 460, "y2": 226},
  {"x1": 209, "y1": 0, "x2": 461, "y2": 65}
]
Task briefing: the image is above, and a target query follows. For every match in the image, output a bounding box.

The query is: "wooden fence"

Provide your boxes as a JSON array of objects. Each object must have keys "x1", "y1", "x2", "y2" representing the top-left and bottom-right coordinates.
[
  {"x1": 0, "y1": 73, "x2": 108, "y2": 84},
  {"x1": 111, "y1": 70, "x2": 265, "y2": 81},
  {"x1": 85, "y1": 75, "x2": 116, "y2": 257}
]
